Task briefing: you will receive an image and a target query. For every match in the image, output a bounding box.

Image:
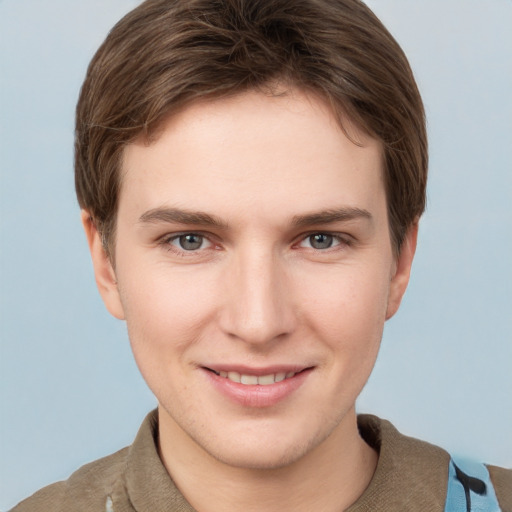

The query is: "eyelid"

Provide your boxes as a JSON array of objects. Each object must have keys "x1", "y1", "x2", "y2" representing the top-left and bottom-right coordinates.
[
  {"x1": 159, "y1": 229, "x2": 217, "y2": 241},
  {"x1": 294, "y1": 231, "x2": 353, "y2": 249},
  {"x1": 156, "y1": 229, "x2": 353, "y2": 254},
  {"x1": 159, "y1": 231, "x2": 220, "y2": 253}
]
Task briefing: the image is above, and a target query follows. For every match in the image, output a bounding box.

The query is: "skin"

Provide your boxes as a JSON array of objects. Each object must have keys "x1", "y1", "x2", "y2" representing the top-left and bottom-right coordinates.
[{"x1": 83, "y1": 88, "x2": 417, "y2": 512}]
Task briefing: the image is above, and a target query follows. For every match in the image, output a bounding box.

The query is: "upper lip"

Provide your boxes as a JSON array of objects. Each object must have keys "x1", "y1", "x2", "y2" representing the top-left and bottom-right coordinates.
[{"x1": 202, "y1": 364, "x2": 313, "y2": 376}]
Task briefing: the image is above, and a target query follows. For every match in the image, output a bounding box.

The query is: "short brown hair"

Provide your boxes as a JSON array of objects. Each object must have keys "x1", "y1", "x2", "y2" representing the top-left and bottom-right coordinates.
[{"x1": 75, "y1": 0, "x2": 427, "y2": 255}]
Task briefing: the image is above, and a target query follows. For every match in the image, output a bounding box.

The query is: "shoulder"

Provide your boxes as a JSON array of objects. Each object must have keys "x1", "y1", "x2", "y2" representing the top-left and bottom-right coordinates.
[
  {"x1": 355, "y1": 414, "x2": 512, "y2": 511},
  {"x1": 10, "y1": 446, "x2": 129, "y2": 512},
  {"x1": 487, "y1": 464, "x2": 512, "y2": 511},
  {"x1": 10, "y1": 410, "x2": 170, "y2": 512}
]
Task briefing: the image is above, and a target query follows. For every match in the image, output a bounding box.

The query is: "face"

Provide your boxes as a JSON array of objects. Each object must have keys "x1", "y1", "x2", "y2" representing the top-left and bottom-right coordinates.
[{"x1": 85, "y1": 89, "x2": 416, "y2": 470}]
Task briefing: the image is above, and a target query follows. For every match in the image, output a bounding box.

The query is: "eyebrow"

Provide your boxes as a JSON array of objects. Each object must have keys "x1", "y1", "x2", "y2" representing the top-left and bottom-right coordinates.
[
  {"x1": 291, "y1": 207, "x2": 372, "y2": 228},
  {"x1": 138, "y1": 206, "x2": 372, "y2": 230},
  {"x1": 138, "y1": 207, "x2": 229, "y2": 229}
]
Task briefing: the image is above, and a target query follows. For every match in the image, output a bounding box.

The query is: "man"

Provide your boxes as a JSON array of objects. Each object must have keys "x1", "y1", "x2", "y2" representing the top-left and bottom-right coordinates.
[{"x1": 11, "y1": 0, "x2": 511, "y2": 510}]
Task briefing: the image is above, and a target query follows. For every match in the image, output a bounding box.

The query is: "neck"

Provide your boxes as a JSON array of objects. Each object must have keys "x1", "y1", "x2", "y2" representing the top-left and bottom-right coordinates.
[{"x1": 158, "y1": 406, "x2": 378, "y2": 512}]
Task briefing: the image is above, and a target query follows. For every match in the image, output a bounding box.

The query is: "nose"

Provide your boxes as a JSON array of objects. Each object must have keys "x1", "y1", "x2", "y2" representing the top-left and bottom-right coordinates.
[{"x1": 218, "y1": 247, "x2": 296, "y2": 347}]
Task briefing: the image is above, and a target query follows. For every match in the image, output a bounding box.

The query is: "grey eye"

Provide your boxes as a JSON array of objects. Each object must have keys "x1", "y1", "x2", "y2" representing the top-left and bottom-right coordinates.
[
  {"x1": 309, "y1": 233, "x2": 334, "y2": 249},
  {"x1": 178, "y1": 234, "x2": 204, "y2": 250}
]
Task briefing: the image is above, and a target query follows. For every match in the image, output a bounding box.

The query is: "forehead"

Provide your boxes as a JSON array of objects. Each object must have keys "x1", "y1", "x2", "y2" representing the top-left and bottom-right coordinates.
[{"x1": 119, "y1": 89, "x2": 385, "y2": 225}]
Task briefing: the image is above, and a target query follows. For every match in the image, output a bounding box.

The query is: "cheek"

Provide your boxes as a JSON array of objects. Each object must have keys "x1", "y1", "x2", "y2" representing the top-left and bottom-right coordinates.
[
  {"x1": 117, "y1": 265, "x2": 219, "y2": 368},
  {"x1": 297, "y1": 264, "x2": 390, "y2": 356}
]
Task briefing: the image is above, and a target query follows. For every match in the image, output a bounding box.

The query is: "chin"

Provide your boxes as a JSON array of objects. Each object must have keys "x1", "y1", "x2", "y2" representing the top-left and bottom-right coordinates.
[
  {"x1": 210, "y1": 440, "x2": 312, "y2": 471},
  {"x1": 199, "y1": 421, "x2": 332, "y2": 471}
]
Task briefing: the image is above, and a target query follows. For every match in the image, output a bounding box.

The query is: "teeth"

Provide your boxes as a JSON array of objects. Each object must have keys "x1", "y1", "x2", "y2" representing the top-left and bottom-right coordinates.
[
  {"x1": 218, "y1": 371, "x2": 297, "y2": 385},
  {"x1": 240, "y1": 374, "x2": 258, "y2": 385},
  {"x1": 257, "y1": 374, "x2": 275, "y2": 385},
  {"x1": 227, "y1": 371, "x2": 241, "y2": 383}
]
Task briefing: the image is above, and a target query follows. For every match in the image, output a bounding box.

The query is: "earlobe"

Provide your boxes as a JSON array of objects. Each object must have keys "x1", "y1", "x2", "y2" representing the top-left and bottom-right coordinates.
[
  {"x1": 81, "y1": 210, "x2": 125, "y2": 320},
  {"x1": 385, "y1": 223, "x2": 418, "y2": 320}
]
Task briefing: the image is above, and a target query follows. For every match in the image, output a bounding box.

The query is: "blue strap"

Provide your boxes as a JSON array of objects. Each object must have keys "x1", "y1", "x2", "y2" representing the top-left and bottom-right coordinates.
[{"x1": 444, "y1": 456, "x2": 502, "y2": 512}]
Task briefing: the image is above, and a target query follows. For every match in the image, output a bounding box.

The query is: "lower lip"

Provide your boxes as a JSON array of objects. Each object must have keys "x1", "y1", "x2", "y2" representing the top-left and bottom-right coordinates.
[{"x1": 204, "y1": 369, "x2": 312, "y2": 408}]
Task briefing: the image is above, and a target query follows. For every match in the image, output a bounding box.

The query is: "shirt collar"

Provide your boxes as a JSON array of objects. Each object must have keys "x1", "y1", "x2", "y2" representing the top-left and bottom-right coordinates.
[{"x1": 112, "y1": 410, "x2": 449, "y2": 511}]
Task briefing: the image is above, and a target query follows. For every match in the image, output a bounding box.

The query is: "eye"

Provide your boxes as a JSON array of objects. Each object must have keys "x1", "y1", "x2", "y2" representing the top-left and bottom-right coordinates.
[
  {"x1": 299, "y1": 233, "x2": 345, "y2": 250},
  {"x1": 168, "y1": 233, "x2": 211, "y2": 251}
]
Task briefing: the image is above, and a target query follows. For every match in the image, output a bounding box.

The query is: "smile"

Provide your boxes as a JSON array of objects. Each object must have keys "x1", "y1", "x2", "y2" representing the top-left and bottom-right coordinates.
[
  {"x1": 204, "y1": 366, "x2": 313, "y2": 407},
  {"x1": 212, "y1": 370, "x2": 297, "y2": 386}
]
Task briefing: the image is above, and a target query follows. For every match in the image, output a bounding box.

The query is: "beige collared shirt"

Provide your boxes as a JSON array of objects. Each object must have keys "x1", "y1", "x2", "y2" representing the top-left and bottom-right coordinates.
[{"x1": 12, "y1": 411, "x2": 512, "y2": 511}]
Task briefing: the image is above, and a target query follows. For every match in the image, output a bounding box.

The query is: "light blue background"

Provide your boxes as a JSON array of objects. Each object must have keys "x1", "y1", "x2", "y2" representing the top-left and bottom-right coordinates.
[{"x1": 1, "y1": 1, "x2": 511, "y2": 509}]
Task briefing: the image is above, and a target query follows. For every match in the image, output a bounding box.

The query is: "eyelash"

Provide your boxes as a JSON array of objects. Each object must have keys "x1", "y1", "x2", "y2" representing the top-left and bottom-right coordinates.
[
  {"x1": 159, "y1": 231, "x2": 352, "y2": 256},
  {"x1": 295, "y1": 232, "x2": 352, "y2": 251},
  {"x1": 159, "y1": 232, "x2": 215, "y2": 254}
]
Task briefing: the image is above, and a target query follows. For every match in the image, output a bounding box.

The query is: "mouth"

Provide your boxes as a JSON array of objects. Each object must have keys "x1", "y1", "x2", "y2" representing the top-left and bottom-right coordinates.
[
  {"x1": 202, "y1": 366, "x2": 313, "y2": 407},
  {"x1": 207, "y1": 369, "x2": 301, "y2": 386}
]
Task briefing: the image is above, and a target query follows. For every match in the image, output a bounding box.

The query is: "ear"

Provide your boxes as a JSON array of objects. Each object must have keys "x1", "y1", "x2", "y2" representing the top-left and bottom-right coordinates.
[
  {"x1": 81, "y1": 210, "x2": 125, "y2": 320},
  {"x1": 385, "y1": 223, "x2": 418, "y2": 320}
]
